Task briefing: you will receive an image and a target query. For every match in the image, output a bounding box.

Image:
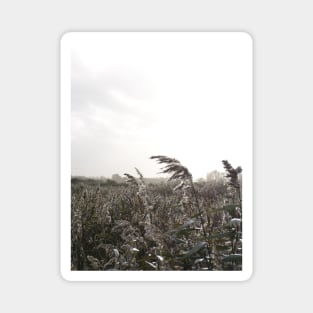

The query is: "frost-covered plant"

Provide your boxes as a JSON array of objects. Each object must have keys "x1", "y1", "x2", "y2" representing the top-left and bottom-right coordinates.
[
  {"x1": 70, "y1": 157, "x2": 243, "y2": 271},
  {"x1": 150, "y1": 155, "x2": 207, "y2": 238},
  {"x1": 222, "y1": 160, "x2": 242, "y2": 204},
  {"x1": 124, "y1": 168, "x2": 153, "y2": 224}
]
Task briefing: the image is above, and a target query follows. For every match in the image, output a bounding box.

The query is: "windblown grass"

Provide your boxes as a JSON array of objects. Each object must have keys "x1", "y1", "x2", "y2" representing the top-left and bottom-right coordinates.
[{"x1": 71, "y1": 156, "x2": 242, "y2": 271}]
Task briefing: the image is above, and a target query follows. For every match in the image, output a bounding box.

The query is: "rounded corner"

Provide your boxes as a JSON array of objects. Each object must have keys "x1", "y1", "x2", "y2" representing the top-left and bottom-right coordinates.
[
  {"x1": 240, "y1": 268, "x2": 254, "y2": 282},
  {"x1": 59, "y1": 267, "x2": 73, "y2": 282},
  {"x1": 240, "y1": 31, "x2": 254, "y2": 45},
  {"x1": 60, "y1": 32, "x2": 73, "y2": 47}
]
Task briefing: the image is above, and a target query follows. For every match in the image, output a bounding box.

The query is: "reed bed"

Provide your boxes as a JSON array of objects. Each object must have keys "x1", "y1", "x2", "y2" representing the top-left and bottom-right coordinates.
[{"x1": 71, "y1": 156, "x2": 242, "y2": 271}]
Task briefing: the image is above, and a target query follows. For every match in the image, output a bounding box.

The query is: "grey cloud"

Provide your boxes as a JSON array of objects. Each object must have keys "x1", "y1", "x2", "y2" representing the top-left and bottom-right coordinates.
[
  {"x1": 72, "y1": 54, "x2": 154, "y2": 112},
  {"x1": 71, "y1": 56, "x2": 159, "y2": 143}
]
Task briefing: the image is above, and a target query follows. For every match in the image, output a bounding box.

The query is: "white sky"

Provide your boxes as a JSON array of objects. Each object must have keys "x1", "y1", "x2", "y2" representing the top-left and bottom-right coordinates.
[{"x1": 71, "y1": 33, "x2": 252, "y2": 179}]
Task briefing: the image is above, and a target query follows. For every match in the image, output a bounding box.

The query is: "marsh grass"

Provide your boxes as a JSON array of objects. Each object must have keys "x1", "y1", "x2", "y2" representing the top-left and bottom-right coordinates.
[{"x1": 71, "y1": 156, "x2": 242, "y2": 271}]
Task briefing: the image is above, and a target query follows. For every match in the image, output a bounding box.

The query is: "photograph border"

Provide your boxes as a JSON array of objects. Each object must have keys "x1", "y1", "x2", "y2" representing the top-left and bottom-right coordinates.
[{"x1": 60, "y1": 32, "x2": 253, "y2": 281}]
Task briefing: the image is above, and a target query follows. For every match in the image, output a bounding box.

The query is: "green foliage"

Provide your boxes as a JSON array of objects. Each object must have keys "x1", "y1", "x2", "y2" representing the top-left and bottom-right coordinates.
[
  {"x1": 180, "y1": 242, "x2": 207, "y2": 259},
  {"x1": 71, "y1": 158, "x2": 242, "y2": 271}
]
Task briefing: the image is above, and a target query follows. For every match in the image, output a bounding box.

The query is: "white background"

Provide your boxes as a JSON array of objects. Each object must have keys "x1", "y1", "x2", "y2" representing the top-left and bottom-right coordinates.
[{"x1": 0, "y1": 0, "x2": 312, "y2": 312}]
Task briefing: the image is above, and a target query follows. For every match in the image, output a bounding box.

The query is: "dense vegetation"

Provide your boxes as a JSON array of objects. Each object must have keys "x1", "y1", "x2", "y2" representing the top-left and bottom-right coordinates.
[{"x1": 71, "y1": 156, "x2": 242, "y2": 271}]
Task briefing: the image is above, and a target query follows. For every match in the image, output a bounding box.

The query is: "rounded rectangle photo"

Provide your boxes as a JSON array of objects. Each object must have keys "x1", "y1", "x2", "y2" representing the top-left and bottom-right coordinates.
[{"x1": 60, "y1": 32, "x2": 253, "y2": 281}]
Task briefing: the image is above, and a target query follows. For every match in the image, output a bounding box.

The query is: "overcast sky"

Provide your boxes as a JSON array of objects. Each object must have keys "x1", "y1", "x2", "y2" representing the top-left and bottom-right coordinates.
[{"x1": 71, "y1": 33, "x2": 251, "y2": 179}]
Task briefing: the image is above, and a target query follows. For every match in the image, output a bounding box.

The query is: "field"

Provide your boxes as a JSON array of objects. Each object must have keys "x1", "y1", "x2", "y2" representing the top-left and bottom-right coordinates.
[{"x1": 71, "y1": 156, "x2": 242, "y2": 271}]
